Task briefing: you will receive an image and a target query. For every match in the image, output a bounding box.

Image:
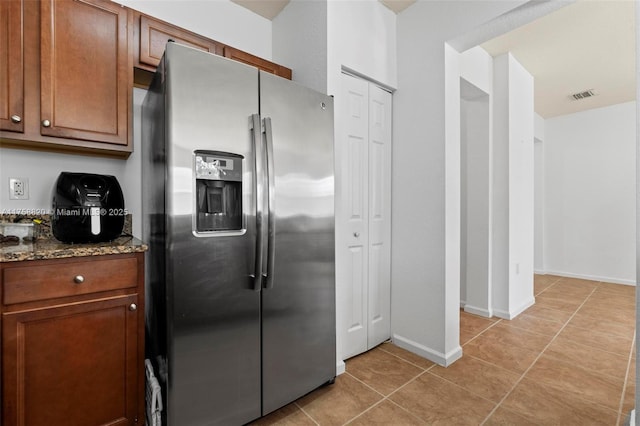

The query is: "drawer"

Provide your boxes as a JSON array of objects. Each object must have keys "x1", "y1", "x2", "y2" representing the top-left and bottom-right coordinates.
[{"x1": 3, "y1": 257, "x2": 138, "y2": 305}]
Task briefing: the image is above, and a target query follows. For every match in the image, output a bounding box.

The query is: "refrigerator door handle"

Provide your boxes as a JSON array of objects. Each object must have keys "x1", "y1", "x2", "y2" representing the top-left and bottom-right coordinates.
[
  {"x1": 250, "y1": 113, "x2": 266, "y2": 291},
  {"x1": 263, "y1": 117, "x2": 276, "y2": 289}
]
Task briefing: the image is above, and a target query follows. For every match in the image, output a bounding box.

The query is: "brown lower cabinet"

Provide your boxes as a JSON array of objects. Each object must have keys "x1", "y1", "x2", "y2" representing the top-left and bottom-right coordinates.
[{"x1": 1, "y1": 253, "x2": 145, "y2": 426}]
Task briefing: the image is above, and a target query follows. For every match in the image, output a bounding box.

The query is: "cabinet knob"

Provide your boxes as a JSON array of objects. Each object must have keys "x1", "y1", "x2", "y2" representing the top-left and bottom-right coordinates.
[
  {"x1": 73, "y1": 275, "x2": 85, "y2": 284},
  {"x1": 42, "y1": 119, "x2": 51, "y2": 128},
  {"x1": 353, "y1": 232, "x2": 360, "y2": 238},
  {"x1": 129, "y1": 303, "x2": 137, "y2": 311},
  {"x1": 10, "y1": 115, "x2": 21, "y2": 123}
]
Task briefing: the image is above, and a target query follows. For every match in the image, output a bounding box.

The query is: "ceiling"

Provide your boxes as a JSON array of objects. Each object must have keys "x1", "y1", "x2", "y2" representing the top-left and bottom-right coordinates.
[
  {"x1": 481, "y1": 0, "x2": 636, "y2": 118},
  {"x1": 231, "y1": 0, "x2": 416, "y2": 20},
  {"x1": 233, "y1": 0, "x2": 635, "y2": 119}
]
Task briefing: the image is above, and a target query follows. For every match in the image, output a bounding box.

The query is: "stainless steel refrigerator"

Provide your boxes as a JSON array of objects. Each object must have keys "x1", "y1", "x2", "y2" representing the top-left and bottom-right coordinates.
[{"x1": 141, "y1": 42, "x2": 336, "y2": 425}]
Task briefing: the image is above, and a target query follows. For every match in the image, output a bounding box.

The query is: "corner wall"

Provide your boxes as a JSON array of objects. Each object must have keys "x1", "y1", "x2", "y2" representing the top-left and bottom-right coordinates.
[
  {"x1": 459, "y1": 46, "x2": 493, "y2": 318},
  {"x1": 393, "y1": 0, "x2": 529, "y2": 365},
  {"x1": 491, "y1": 53, "x2": 535, "y2": 319}
]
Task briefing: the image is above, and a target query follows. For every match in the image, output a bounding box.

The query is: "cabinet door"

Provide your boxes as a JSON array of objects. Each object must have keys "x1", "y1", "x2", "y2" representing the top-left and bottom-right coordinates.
[
  {"x1": 2, "y1": 295, "x2": 140, "y2": 426},
  {"x1": 138, "y1": 14, "x2": 224, "y2": 70},
  {"x1": 40, "y1": 0, "x2": 131, "y2": 146},
  {"x1": 223, "y1": 46, "x2": 292, "y2": 80},
  {"x1": 0, "y1": 0, "x2": 24, "y2": 133}
]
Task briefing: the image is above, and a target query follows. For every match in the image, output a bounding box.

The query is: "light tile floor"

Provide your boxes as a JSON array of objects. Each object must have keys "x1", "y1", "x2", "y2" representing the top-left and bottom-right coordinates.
[{"x1": 252, "y1": 275, "x2": 636, "y2": 425}]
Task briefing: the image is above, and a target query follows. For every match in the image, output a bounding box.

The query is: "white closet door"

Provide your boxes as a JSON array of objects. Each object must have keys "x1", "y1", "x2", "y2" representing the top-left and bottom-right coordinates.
[
  {"x1": 367, "y1": 85, "x2": 392, "y2": 348},
  {"x1": 339, "y1": 73, "x2": 369, "y2": 359},
  {"x1": 339, "y1": 73, "x2": 392, "y2": 360}
]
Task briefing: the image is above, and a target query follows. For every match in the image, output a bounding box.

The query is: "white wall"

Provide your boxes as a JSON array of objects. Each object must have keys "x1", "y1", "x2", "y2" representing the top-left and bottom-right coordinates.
[
  {"x1": 534, "y1": 139, "x2": 544, "y2": 272},
  {"x1": 459, "y1": 47, "x2": 493, "y2": 318},
  {"x1": 491, "y1": 53, "x2": 534, "y2": 319},
  {"x1": 534, "y1": 113, "x2": 545, "y2": 272},
  {"x1": 326, "y1": 0, "x2": 397, "y2": 94},
  {"x1": 393, "y1": 0, "x2": 529, "y2": 366},
  {"x1": 460, "y1": 46, "x2": 493, "y2": 95},
  {"x1": 273, "y1": 0, "x2": 327, "y2": 93},
  {"x1": 544, "y1": 101, "x2": 636, "y2": 285},
  {"x1": 506, "y1": 55, "x2": 535, "y2": 314},
  {"x1": 118, "y1": 0, "x2": 272, "y2": 59},
  {"x1": 460, "y1": 86, "x2": 492, "y2": 317}
]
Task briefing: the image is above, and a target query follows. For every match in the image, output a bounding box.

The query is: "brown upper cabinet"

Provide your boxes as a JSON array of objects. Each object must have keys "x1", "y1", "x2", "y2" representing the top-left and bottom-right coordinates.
[
  {"x1": 136, "y1": 14, "x2": 224, "y2": 71},
  {"x1": 1, "y1": 0, "x2": 292, "y2": 158},
  {"x1": 134, "y1": 13, "x2": 292, "y2": 83},
  {"x1": 224, "y1": 46, "x2": 292, "y2": 80},
  {"x1": 40, "y1": 0, "x2": 132, "y2": 148},
  {"x1": 0, "y1": 0, "x2": 133, "y2": 157}
]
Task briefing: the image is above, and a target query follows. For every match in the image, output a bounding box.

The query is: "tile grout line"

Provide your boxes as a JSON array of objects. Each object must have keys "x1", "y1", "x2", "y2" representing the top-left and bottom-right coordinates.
[
  {"x1": 616, "y1": 330, "x2": 636, "y2": 426},
  {"x1": 460, "y1": 317, "x2": 504, "y2": 347},
  {"x1": 339, "y1": 369, "x2": 432, "y2": 425},
  {"x1": 293, "y1": 401, "x2": 321, "y2": 426},
  {"x1": 479, "y1": 282, "x2": 600, "y2": 425},
  {"x1": 339, "y1": 346, "x2": 441, "y2": 425}
]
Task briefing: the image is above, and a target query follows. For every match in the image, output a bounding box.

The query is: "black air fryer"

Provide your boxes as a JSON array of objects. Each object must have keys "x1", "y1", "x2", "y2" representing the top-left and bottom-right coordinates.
[{"x1": 52, "y1": 172, "x2": 125, "y2": 243}]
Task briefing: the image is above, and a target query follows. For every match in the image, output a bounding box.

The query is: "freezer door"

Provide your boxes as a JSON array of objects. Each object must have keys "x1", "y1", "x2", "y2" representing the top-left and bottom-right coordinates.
[
  {"x1": 163, "y1": 43, "x2": 261, "y2": 425},
  {"x1": 259, "y1": 72, "x2": 336, "y2": 415}
]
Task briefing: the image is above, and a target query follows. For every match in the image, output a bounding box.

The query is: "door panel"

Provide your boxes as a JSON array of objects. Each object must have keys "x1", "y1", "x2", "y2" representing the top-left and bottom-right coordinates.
[
  {"x1": 367, "y1": 85, "x2": 392, "y2": 348},
  {"x1": 339, "y1": 73, "x2": 392, "y2": 359},
  {"x1": 339, "y1": 74, "x2": 369, "y2": 359},
  {"x1": 259, "y1": 71, "x2": 335, "y2": 415},
  {"x1": 345, "y1": 246, "x2": 367, "y2": 356},
  {"x1": 163, "y1": 44, "x2": 261, "y2": 426}
]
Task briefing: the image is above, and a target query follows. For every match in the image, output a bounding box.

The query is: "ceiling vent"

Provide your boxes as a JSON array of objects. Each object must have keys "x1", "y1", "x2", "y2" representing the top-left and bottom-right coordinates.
[{"x1": 571, "y1": 89, "x2": 597, "y2": 101}]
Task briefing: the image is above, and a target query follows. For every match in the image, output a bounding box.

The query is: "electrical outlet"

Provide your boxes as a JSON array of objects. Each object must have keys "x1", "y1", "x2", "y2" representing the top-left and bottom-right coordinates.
[{"x1": 9, "y1": 177, "x2": 29, "y2": 200}]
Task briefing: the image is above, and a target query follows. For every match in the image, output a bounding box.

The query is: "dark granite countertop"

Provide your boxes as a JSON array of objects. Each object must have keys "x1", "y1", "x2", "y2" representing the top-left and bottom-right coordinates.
[
  {"x1": 0, "y1": 214, "x2": 147, "y2": 262},
  {"x1": 0, "y1": 236, "x2": 148, "y2": 263}
]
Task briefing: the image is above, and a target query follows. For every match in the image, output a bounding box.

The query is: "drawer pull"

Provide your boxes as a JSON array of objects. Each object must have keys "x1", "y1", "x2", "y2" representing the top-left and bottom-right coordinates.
[
  {"x1": 129, "y1": 303, "x2": 137, "y2": 311},
  {"x1": 73, "y1": 275, "x2": 85, "y2": 284}
]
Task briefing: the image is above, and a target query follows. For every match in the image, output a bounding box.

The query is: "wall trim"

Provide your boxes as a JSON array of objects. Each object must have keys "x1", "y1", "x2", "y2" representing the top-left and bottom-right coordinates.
[
  {"x1": 543, "y1": 270, "x2": 635, "y2": 286},
  {"x1": 392, "y1": 334, "x2": 462, "y2": 367},
  {"x1": 464, "y1": 304, "x2": 493, "y2": 318},
  {"x1": 336, "y1": 360, "x2": 346, "y2": 376},
  {"x1": 493, "y1": 297, "x2": 535, "y2": 320}
]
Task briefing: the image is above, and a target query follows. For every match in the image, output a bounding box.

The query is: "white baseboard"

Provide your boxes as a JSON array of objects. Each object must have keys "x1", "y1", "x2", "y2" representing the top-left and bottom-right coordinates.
[
  {"x1": 493, "y1": 297, "x2": 535, "y2": 320},
  {"x1": 534, "y1": 269, "x2": 546, "y2": 275},
  {"x1": 460, "y1": 300, "x2": 466, "y2": 308},
  {"x1": 541, "y1": 270, "x2": 635, "y2": 286},
  {"x1": 463, "y1": 304, "x2": 493, "y2": 318},
  {"x1": 392, "y1": 334, "x2": 462, "y2": 367},
  {"x1": 336, "y1": 360, "x2": 345, "y2": 376}
]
